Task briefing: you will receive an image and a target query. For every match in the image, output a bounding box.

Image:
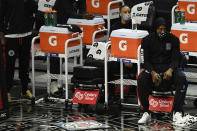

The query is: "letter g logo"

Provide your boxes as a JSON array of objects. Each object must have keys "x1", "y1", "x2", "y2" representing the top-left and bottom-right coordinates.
[
  {"x1": 180, "y1": 33, "x2": 188, "y2": 44},
  {"x1": 92, "y1": 0, "x2": 99, "y2": 8},
  {"x1": 49, "y1": 36, "x2": 57, "y2": 46},
  {"x1": 119, "y1": 40, "x2": 127, "y2": 51},
  {"x1": 187, "y1": 4, "x2": 195, "y2": 15}
]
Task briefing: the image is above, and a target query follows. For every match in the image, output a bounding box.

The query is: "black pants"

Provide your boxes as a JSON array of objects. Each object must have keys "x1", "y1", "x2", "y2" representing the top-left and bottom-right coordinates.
[
  {"x1": 137, "y1": 69, "x2": 187, "y2": 113},
  {"x1": 5, "y1": 35, "x2": 32, "y2": 94}
]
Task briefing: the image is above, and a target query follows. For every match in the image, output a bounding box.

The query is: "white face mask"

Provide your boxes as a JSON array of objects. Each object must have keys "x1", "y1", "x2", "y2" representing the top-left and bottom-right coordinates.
[
  {"x1": 158, "y1": 32, "x2": 167, "y2": 39},
  {"x1": 122, "y1": 14, "x2": 131, "y2": 21}
]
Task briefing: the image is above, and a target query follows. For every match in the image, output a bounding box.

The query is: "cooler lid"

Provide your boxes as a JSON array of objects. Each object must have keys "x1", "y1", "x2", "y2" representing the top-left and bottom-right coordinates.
[
  {"x1": 67, "y1": 17, "x2": 105, "y2": 25},
  {"x1": 178, "y1": 0, "x2": 197, "y2": 2},
  {"x1": 39, "y1": 26, "x2": 71, "y2": 34},
  {"x1": 171, "y1": 23, "x2": 197, "y2": 32},
  {"x1": 110, "y1": 29, "x2": 149, "y2": 39}
]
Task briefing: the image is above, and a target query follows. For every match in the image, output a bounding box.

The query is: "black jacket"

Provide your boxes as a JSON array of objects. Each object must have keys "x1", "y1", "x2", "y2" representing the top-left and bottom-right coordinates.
[
  {"x1": 0, "y1": 0, "x2": 37, "y2": 35},
  {"x1": 53, "y1": 0, "x2": 85, "y2": 24},
  {"x1": 110, "y1": 19, "x2": 132, "y2": 35},
  {"x1": 141, "y1": 32, "x2": 180, "y2": 73}
]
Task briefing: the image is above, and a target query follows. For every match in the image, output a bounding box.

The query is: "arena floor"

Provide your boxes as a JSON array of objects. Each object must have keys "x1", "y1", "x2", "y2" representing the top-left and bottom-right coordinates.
[{"x1": 1, "y1": 58, "x2": 197, "y2": 131}]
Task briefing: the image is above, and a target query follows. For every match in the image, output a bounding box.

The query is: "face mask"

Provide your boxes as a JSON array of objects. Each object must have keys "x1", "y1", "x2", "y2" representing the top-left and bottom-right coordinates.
[
  {"x1": 122, "y1": 14, "x2": 131, "y2": 21},
  {"x1": 158, "y1": 32, "x2": 167, "y2": 39}
]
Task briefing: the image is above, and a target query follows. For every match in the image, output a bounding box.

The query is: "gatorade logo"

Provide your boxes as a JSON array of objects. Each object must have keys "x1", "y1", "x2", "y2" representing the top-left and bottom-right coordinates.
[
  {"x1": 119, "y1": 40, "x2": 127, "y2": 51},
  {"x1": 137, "y1": 7, "x2": 142, "y2": 11},
  {"x1": 92, "y1": 0, "x2": 99, "y2": 8},
  {"x1": 49, "y1": 36, "x2": 57, "y2": 46},
  {"x1": 187, "y1": 4, "x2": 195, "y2": 15},
  {"x1": 180, "y1": 33, "x2": 188, "y2": 44}
]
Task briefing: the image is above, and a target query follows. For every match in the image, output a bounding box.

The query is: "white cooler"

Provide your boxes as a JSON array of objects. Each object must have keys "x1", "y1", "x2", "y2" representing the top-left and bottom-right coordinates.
[
  {"x1": 67, "y1": 17, "x2": 106, "y2": 45},
  {"x1": 39, "y1": 26, "x2": 80, "y2": 54},
  {"x1": 110, "y1": 29, "x2": 149, "y2": 59},
  {"x1": 171, "y1": 23, "x2": 197, "y2": 52}
]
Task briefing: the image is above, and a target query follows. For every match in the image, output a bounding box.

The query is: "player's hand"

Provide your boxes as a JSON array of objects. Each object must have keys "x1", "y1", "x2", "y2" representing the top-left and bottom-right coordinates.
[
  {"x1": 151, "y1": 71, "x2": 160, "y2": 84},
  {"x1": 163, "y1": 68, "x2": 173, "y2": 80}
]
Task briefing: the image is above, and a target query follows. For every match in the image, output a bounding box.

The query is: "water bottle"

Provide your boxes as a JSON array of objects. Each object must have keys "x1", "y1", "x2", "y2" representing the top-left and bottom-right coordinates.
[
  {"x1": 51, "y1": 10, "x2": 57, "y2": 26},
  {"x1": 175, "y1": 7, "x2": 181, "y2": 23},
  {"x1": 44, "y1": 10, "x2": 50, "y2": 26},
  {"x1": 132, "y1": 13, "x2": 137, "y2": 30},
  {"x1": 180, "y1": 8, "x2": 185, "y2": 25}
]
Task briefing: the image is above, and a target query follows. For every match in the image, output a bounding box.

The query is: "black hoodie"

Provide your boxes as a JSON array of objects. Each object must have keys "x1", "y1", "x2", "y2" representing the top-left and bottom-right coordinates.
[
  {"x1": 141, "y1": 17, "x2": 180, "y2": 73},
  {"x1": 0, "y1": 0, "x2": 37, "y2": 35},
  {"x1": 53, "y1": 0, "x2": 83, "y2": 24}
]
